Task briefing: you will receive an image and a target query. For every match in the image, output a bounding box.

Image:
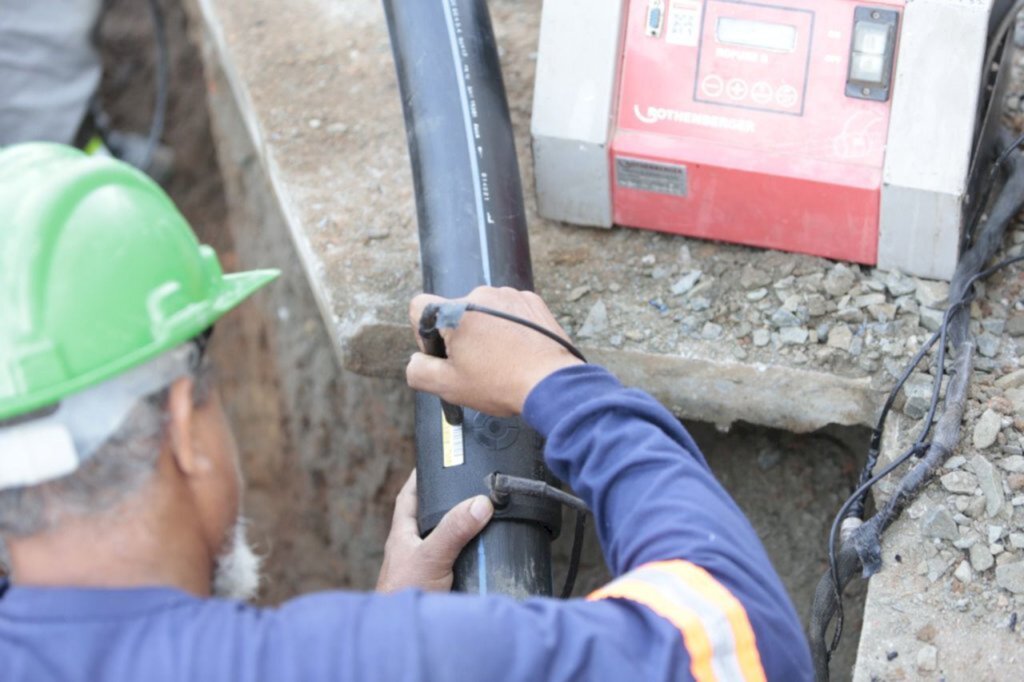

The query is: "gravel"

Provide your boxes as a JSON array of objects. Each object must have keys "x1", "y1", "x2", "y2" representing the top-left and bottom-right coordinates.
[
  {"x1": 1006, "y1": 313, "x2": 1024, "y2": 336},
  {"x1": 920, "y1": 307, "x2": 945, "y2": 332},
  {"x1": 973, "y1": 409, "x2": 1003, "y2": 450},
  {"x1": 577, "y1": 300, "x2": 608, "y2": 338},
  {"x1": 779, "y1": 327, "x2": 810, "y2": 345},
  {"x1": 904, "y1": 373, "x2": 937, "y2": 419},
  {"x1": 921, "y1": 507, "x2": 959, "y2": 541},
  {"x1": 970, "y1": 543, "x2": 995, "y2": 572},
  {"x1": 970, "y1": 455, "x2": 1005, "y2": 518},
  {"x1": 916, "y1": 644, "x2": 938, "y2": 672},
  {"x1": 940, "y1": 471, "x2": 979, "y2": 494},
  {"x1": 976, "y1": 333, "x2": 1001, "y2": 358},
  {"x1": 885, "y1": 271, "x2": 918, "y2": 297},
  {"x1": 996, "y1": 562, "x2": 1024, "y2": 594},
  {"x1": 915, "y1": 280, "x2": 949, "y2": 308},
  {"x1": 771, "y1": 308, "x2": 802, "y2": 328},
  {"x1": 671, "y1": 270, "x2": 702, "y2": 296},
  {"x1": 824, "y1": 264, "x2": 856, "y2": 297}
]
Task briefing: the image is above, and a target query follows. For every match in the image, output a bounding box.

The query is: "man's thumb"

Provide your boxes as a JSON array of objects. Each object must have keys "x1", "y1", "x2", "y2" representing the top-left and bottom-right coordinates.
[{"x1": 422, "y1": 495, "x2": 494, "y2": 564}]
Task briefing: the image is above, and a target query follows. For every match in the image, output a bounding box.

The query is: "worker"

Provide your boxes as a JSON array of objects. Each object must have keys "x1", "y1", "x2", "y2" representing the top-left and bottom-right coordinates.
[
  {"x1": 0, "y1": 143, "x2": 813, "y2": 680},
  {"x1": 0, "y1": 0, "x2": 171, "y2": 175}
]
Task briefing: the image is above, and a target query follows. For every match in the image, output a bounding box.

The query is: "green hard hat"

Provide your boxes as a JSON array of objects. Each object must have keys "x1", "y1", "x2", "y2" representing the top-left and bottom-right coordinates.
[{"x1": 0, "y1": 143, "x2": 279, "y2": 421}]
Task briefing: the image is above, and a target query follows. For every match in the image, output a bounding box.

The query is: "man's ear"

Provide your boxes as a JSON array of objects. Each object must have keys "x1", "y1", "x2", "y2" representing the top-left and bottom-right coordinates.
[{"x1": 167, "y1": 376, "x2": 209, "y2": 477}]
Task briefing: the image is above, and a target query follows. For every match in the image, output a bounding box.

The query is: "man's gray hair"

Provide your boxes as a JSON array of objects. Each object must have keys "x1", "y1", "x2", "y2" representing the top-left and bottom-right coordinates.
[{"x1": 0, "y1": 357, "x2": 213, "y2": 572}]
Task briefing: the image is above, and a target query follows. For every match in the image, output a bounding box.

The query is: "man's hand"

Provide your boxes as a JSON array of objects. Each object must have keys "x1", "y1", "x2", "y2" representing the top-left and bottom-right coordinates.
[
  {"x1": 377, "y1": 470, "x2": 493, "y2": 593},
  {"x1": 406, "y1": 286, "x2": 583, "y2": 417}
]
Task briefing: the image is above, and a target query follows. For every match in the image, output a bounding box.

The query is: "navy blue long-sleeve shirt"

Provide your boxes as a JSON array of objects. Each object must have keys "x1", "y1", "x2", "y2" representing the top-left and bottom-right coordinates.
[{"x1": 0, "y1": 364, "x2": 812, "y2": 680}]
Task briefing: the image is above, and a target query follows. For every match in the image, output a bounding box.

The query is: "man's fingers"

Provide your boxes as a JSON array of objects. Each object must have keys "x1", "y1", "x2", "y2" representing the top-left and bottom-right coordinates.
[
  {"x1": 409, "y1": 293, "x2": 448, "y2": 329},
  {"x1": 421, "y1": 495, "x2": 494, "y2": 566},
  {"x1": 406, "y1": 352, "x2": 457, "y2": 397},
  {"x1": 390, "y1": 470, "x2": 420, "y2": 538}
]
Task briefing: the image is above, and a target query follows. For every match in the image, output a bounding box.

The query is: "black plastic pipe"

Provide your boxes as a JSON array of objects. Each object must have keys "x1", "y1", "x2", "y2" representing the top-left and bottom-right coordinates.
[{"x1": 383, "y1": 0, "x2": 560, "y2": 597}]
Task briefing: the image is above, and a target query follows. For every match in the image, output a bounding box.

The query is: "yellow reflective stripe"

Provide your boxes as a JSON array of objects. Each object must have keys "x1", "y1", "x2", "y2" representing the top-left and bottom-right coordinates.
[
  {"x1": 588, "y1": 560, "x2": 766, "y2": 682},
  {"x1": 589, "y1": 577, "x2": 719, "y2": 682},
  {"x1": 654, "y1": 561, "x2": 765, "y2": 682}
]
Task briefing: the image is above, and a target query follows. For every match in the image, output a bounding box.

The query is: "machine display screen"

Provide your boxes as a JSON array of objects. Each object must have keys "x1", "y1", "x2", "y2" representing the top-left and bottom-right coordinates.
[{"x1": 715, "y1": 17, "x2": 797, "y2": 52}]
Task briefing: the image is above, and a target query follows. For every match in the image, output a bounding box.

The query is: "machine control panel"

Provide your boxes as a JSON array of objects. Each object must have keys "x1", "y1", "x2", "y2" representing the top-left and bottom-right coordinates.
[
  {"x1": 612, "y1": 0, "x2": 905, "y2": 265},
  {"x1": 694, "y1": 2, "x2": 814, "y2": 116}
]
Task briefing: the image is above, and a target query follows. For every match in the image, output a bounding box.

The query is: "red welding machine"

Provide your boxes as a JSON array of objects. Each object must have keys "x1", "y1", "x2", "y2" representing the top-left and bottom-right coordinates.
[{"x1": 532, "y1": 0, "x2": 1015, "y2": 280}]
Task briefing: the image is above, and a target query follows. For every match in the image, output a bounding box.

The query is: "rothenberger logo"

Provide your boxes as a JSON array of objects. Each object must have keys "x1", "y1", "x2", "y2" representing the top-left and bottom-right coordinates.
[{"x1": 633, "y1": 104, "x2": 756, "y2": 133}]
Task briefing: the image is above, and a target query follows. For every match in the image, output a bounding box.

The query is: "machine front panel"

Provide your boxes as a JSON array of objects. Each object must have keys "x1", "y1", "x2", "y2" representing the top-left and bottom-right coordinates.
[{"x1": 612, "y1": 0, "x2": 904, "y2": 264}]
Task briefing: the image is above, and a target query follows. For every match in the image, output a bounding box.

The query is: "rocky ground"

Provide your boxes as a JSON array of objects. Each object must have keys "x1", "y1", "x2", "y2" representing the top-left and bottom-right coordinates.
[{"x1": 560, "y1": 221, "x2": 1024, "y2": 390}]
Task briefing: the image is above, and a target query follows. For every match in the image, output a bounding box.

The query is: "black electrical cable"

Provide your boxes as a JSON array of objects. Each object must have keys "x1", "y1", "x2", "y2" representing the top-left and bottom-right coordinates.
[
  {"x1": 966, "y1": 129, "x2": 1024, "y2": 242},
  {"x1": 824, "y1": 260, "x2": 1022, "y2": 657},
  {"x1": 489, "y1": 473, "x2": 588, "y2": 513},
  {"x1": 487, "y1": 473, "x2": 591, "y2": 598},
  {"x1": 843, "y1": 129, "x2": 1024, "y2": 537},
  {"x1": 825, "y1": 441, "x2": 928, "y2": 651},
  {"x1": 562, "y1": 512, "x2": 587, "y2": 599},
  {"x1": 463, "y1": 304, "x2": 588, "y2": 363},
  {"x1": 816, "y1": 123, "x2": 1024, "y2": 672},
  {"x1": 845, "y1": 330, "x2": 940, "y2": 519}
]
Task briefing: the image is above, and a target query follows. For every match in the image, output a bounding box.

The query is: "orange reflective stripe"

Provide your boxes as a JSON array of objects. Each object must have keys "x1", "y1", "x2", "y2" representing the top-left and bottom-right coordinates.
[
  {"x1": 588, "y1": 560, "x2": 767, "y2": 682},
  {"x1": 589, "y1": 577, "x2": 719, "y2": 682},
  {"x1": 653, "y1": 561, "x2": 765, "y2": 682}
]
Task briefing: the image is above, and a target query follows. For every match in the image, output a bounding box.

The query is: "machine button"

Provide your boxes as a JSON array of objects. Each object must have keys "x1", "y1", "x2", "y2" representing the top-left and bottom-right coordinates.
[
  {"x1": 776, "y1": 84, "x2": 798, "y2": 108},
  {"x1": 850, "y1": 53, "x2": 885, "y2": 83},
  {"x1": 727, "y1": 78, "x2": 749, "y2": 101},
  {"x1": 751, "y1": 81, "x2": 774, "y2": 105},
  {"x1": 701, "y1": 74, "x2": 724, "y2": 97},
  {"x1": 852, "y1": 21, "x2": 890, "y2": 55},
  {"x1": 846, "y1": 7, "x2": 899, "y2": 102}
]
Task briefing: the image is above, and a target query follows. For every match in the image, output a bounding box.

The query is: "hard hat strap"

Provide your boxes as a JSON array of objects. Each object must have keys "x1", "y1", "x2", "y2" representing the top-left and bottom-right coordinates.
[{"x1": 0, "y1": 344, "x2": 198, "y2": 490}]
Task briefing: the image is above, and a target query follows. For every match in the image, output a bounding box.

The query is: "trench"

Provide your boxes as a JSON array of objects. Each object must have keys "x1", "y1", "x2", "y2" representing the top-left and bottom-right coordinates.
[{"x1": 97, "y1": 1, "x2": 868, "y2": 679}]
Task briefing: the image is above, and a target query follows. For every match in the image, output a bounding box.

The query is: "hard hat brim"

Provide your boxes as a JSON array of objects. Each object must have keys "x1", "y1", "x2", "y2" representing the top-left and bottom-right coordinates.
[{"x1": 0, "y1": 268, "x2": 281, "y2": 422}]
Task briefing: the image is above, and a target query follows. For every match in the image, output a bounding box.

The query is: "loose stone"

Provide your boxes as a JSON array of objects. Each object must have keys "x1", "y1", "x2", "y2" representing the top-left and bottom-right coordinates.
[
  {"x1": 746, "y1": 287, "x2": 768, "y2": 301},
  {"x1": 824, "y1": 264, "x2": 856, "y2": 297},
  {"x1": 921, "y1": 507, "x2": 959, "y2": 541},
  {"x1": 770, "y1": 308, "x2": 801, "y2": 328},
  {"x1": 976, "y1": 333, "x2": 1001, "y2": 358},
  {"x1": 739, "y1": 265, "x2": 772, "y2": 289},
  {"x1": 1000, "y1": 455, "x2": 1024, "y2": 473},
  {"x1": 973, "y1": 409, "x2": 1003, "y2": 450},
  {"x1": 886, "y1": 271, "x2": 918, "y2": 297},
  {"x1": 567, "y1": 285, "x2": 590, "y2": 302},
  {"x1": 915, "y1": 280, "x2": 949, "y2": 308},
  {"x1": 940, "y1": 471, "x2": 978, "y2": 494},
  {"x1": 577, "y1": 300, "x2": 608, "y2": 338},
  {"x1": 954, "y1": 560, "x2": 973, "y2": 583},
  {"x1": 970, "y1": 543, "x2": 995, "y2": 572},
  {"x1": 916, "y1": 644, "x2": 938, "y2": 672},
  {"x1": 970, "y1": 455, "x2": 1005, "y2": 517},
  {"x1": 701, "y1": 322, "x2": 723, "y2": 340},
  {"x1": 1006, "y1": 313, "x2": 1024, "y2": 337},
  {"x1": 671, "y1": 270, "x2": 702, "y2": 296},
  {"x1": 919, "y1": 307, "x2": 944, "y2": 332},
  {"x1": 779, "y1": 327, "x2": 809, "y2": 345},
  {"x1": 996, "y1": 562, "x2": 1024, "y2": 593}
]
